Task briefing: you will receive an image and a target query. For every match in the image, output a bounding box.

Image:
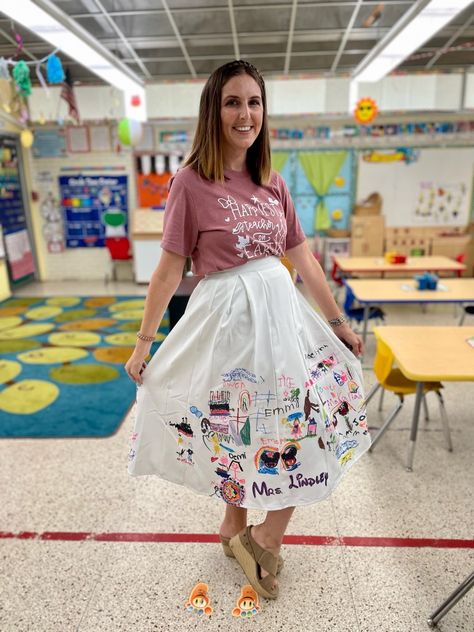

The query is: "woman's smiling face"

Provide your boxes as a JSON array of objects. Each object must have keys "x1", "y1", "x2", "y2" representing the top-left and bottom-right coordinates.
[{"x1": 220, "y1": 73, "x2": 263, "y2": 161}]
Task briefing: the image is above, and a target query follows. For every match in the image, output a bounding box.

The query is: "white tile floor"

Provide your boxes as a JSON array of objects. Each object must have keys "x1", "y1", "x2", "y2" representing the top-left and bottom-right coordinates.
[{"x1": 1, "y1": 279, "x2": 473, "y2": 631}]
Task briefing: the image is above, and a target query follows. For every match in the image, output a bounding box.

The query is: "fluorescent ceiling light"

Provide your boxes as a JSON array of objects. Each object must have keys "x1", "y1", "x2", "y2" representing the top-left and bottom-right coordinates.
[
  {"x1": 353, "y1": 0, "x2": 473, "y2": 83},
  {"x1": 1, "y1": 0, "x2": 144, "y2": 95}
]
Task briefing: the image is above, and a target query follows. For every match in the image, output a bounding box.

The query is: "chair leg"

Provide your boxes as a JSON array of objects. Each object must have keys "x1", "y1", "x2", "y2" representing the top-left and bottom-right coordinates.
[
  {"x1": 364, "y1": 382, "x2": 381, "y2": 406},
  {"x1": 458, "y1": 310, "x2": 466, "y2": 326},
  {"x1": 378, "y1": 387, "x2": 385, "y2": 411},
  {"x1": 105, "y1": 259, "x2": 114, "y2": 285},
  {"x1": 435, "y1": 390, "x2": 453, "y2": 452},
  {"x1": 369, "y1": 398, "x2": 404, "y2": 452},
  {"x1": 422, "y1": 394, "x2": 430, "y2": 422},
  {"x1": 427, "y1": 570, "x2": 474, "y2": 627}
]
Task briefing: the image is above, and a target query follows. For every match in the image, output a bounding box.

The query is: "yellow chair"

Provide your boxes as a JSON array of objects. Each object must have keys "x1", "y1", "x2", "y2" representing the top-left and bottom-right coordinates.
[
  {"x1": 280, "y1": 256, "x2": 297, "y2": 283},
  {"x1": 367, "y1": 331, "x2": 453, "y2": 453}
]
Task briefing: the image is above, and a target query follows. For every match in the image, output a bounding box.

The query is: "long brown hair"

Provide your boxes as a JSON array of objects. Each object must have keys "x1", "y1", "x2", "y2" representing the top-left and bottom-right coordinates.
[{"x1": 183, "y1": 60, "x2": 271, "y2": 185}]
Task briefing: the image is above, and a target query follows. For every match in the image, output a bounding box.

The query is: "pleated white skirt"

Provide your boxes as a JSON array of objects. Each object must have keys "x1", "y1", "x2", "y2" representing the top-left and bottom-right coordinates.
[{"x1": 128, "y1": 256, "x2": 370, "y2": 510}]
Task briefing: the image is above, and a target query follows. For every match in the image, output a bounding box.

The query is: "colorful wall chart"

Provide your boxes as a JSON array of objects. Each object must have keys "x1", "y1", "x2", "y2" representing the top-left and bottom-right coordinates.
[{"x1": 59, "y1": 174, "x2": 128, "y2": 247}]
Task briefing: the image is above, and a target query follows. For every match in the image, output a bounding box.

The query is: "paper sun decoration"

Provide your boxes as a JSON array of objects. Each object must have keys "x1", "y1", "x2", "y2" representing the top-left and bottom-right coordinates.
[{"x1": 354, "y1": 97, "x2": 378, "y2": 124}]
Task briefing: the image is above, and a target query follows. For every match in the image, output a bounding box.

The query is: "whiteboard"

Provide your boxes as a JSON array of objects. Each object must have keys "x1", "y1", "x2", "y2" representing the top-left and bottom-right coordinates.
[{"x1": 356, "y1": 147, "x2": 474, "y2": 226}]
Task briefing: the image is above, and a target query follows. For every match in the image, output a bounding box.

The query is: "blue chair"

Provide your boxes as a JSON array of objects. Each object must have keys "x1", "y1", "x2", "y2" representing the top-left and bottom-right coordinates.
[{"x1": 343, "y1": 286, "x2": 385, "y2": 325}]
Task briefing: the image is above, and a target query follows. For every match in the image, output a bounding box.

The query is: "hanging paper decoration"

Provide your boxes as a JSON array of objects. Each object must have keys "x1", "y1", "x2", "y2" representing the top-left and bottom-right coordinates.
[
  {"x1": 46, "y1": 54, "x2": 65, "y2": 84},
  {"x1": 36, "y1": 63, "x2": 50, "y2": 97},
  {"x1": 14, "y1": 31, "x2": 24, "y2": 55},
  {"x1": 19, "y1": 102, "x2": 29, "y2": 124},
  {"x1": 0, "y1": 78, "x2": 12, "y2": 112},
  {"x1": 60, "y1": 69, "x2": 80, "y2": 122},
  {"x1": 117, "y1": 118, "x2": 143, "y2": 146},
  {"x1": 354, "y1": 97, "x2": 378, "y2": 124},
  {"x1": 20, "y1": 129, "x2": 34, "y2": 148},
  {"x1": 9, "y1": 90, "x2": 24, "y2": 119},
  {"x1": 12, "y1": 60, "x2": 32, "y2": 97},
  {"x1": 0, "y1": 58, "x2": 9, "y2": 80}
]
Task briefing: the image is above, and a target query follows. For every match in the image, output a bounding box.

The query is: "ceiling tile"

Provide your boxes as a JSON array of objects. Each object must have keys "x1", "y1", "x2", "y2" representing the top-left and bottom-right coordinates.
[
  {"x1": 0, "y1": 0, "x2": 472, "y2": 83},
  {"x1": 236, "y1": 7, "x2": 292, "y2": 33}
]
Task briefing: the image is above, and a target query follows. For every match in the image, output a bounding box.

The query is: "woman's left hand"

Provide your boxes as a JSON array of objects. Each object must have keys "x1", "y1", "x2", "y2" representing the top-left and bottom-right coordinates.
[{"x1": 332, "y1": 323, "x2": 364, "y2": 357}]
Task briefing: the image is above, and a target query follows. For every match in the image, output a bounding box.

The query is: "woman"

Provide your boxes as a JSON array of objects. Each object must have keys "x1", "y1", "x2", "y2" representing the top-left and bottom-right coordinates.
[{"x1": 125, "y1": 60, "x2": 370, "y2": 599}]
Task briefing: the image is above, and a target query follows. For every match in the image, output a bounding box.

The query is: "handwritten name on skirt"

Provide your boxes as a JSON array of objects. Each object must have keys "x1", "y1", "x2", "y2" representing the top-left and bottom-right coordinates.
[{"x1": 252, "y1": 472, "x2": 329, "y2": 498}]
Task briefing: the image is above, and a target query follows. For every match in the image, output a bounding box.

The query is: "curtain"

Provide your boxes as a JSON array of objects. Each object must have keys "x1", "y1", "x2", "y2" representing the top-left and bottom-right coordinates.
[
  {"x1": 298, "y1": 152, "x2": 348, "y2": 231},
  {"x1": 271, "y1": 151, "x2": 289, "y2": 173}
]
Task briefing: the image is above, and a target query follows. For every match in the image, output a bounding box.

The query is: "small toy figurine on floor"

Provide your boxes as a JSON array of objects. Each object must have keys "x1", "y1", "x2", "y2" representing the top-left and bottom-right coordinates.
[
  {"x1": 232, "y1": 585, "x2": 260, "y2": 618},
  {"x1": 185, "y1": 582, "x2": 213, "y2": 616}
]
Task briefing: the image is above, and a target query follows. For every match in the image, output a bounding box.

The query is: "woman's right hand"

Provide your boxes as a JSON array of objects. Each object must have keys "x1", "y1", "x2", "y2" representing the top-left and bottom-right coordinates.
[{"x1": 125, "y1": 347, "x2": 150, "y2": 385}]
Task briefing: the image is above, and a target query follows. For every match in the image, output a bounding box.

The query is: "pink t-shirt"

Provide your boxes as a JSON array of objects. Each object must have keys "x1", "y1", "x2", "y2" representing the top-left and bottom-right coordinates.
[{"x1": 161, "y1": 165, "x2": 306, "y2": 276}]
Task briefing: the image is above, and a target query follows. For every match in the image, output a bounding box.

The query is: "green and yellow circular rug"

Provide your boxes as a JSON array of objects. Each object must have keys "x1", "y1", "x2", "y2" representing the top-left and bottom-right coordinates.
[{"x1": 0, "y1": 296, "x2": 169, "y2": 437}]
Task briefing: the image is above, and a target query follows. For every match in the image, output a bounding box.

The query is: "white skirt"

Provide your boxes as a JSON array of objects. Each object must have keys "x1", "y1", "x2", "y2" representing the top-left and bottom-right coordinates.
[{"x1": 128, "y1": 256, "x2": 370, "y2": 510}]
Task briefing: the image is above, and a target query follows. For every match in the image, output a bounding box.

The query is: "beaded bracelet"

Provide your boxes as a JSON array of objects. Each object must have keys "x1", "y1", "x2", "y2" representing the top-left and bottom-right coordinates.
[
  {"x1": 327, "y1": 314, "x2": 346, "y2": 327},
  {"x1": 136, "y1": 332, "x2": 155, "y2": 342}
]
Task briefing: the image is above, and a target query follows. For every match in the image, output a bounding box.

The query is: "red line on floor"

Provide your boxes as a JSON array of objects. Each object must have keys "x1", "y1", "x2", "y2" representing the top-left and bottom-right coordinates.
[{"x1": 1, "y1": 531, "x2": 473, "y2": 548}]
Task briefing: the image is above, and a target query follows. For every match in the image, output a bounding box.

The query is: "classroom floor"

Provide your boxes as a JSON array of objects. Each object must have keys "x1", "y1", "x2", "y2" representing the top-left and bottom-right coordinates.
[{"x1": 2, "y1": 279, "x2": 473, "y2": 632}]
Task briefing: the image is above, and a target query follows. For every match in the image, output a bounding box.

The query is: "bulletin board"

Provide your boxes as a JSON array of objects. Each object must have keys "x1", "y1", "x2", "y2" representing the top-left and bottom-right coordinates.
[
  {"x1": 59, "y1": 174, "x2": 128, "y2": 247},
  {"x1": 135, "y1": 153, "x2": 184, "y2": 209},
  {"x1": 32, "y1": 129, "x2": 67, "y2": 158},
  {"x1": 136, "y1": 172, "x2": 171, "y2": 208},
  {"x1": 357, "y1": 147, "x2": 474, "y2": 226},
  {"x1": 0, "y1": 135, "x2": 36, "y2": 282}
]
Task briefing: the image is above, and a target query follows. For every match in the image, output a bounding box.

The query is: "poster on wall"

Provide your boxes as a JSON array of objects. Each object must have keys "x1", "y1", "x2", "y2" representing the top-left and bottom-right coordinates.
[
  {"x1": 0, "y1": 136, "x2": 36, "y2": 281},
  {"x1": 59, "y1": 174, "x2": 128, "y2": 248},
  {"x1": 414, "y1": 182, "x2": 467, "y2": 223},
  {"x1": 4, "y1": 229, "x2": 36, "y2": 280},
  {"x1": 135, "y1": 154, "x2": 183, "y2": 209},
  {"x1": 89, "y1": 125, "x2": 112, "y2": 152},
  {"x1": 32, "y1": 129, "x2": 67, "y2": 158},
  {"x1": 136, "y1": 171, "x2": 170, "y2": 208},
  {"x1": 35, "y1": 170, "x2": 65, "y2": 253},
  {"x1": 357, "y1": 147, "x2": 474, "y2": 226},
  {"x1": 66, "y1": 126, "x2": 90, "y2": 153}
]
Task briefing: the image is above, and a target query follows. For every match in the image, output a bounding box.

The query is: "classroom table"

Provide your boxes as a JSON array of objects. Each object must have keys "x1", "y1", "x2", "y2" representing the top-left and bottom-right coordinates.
[
  {"x1": 333, "y1": 255, "x2": 466, "y2": 278},
  {"x1": 345, "y1": 278, "x2": 474, "y2": 343},
  {"x1": 372, "y1": 326, "x2": 474, "y2": 472}
]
